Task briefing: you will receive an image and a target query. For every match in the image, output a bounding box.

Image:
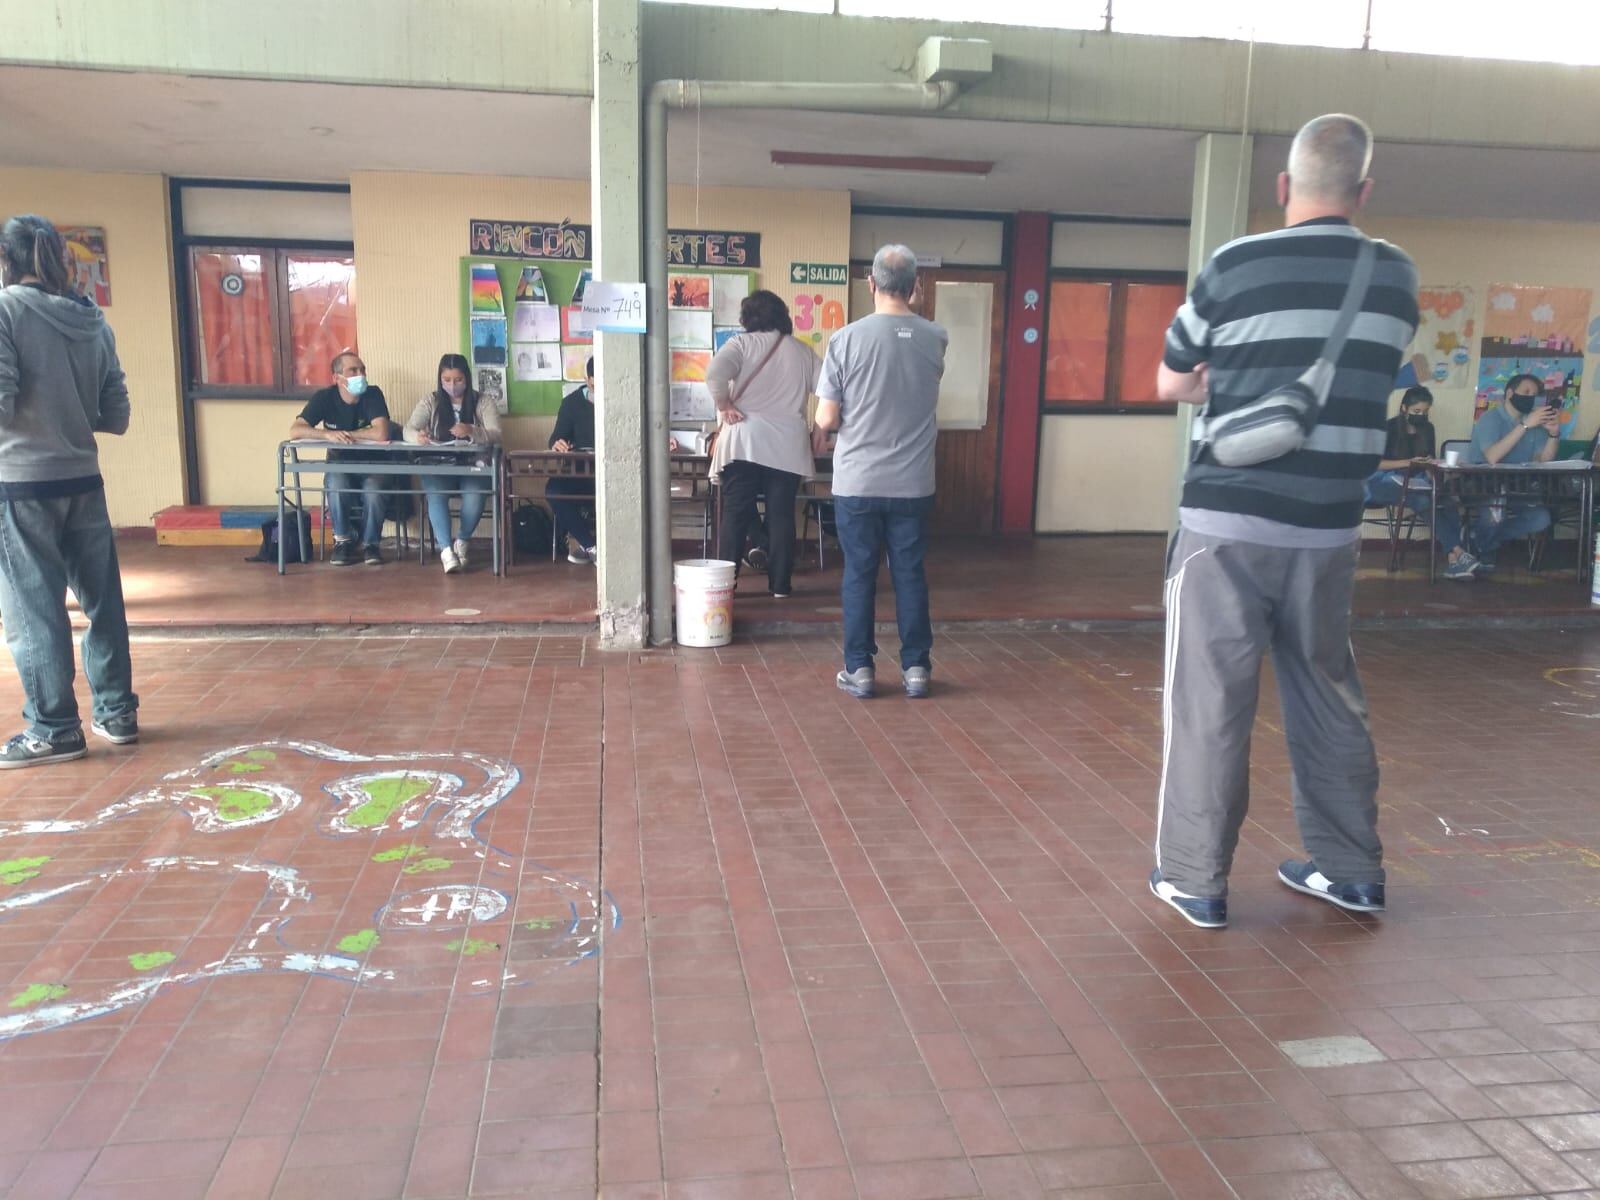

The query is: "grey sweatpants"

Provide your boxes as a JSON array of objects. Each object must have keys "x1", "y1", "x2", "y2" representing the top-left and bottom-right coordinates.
[{"x1": 1156, "y1": 527, "x2": 1382, "y2": 898}]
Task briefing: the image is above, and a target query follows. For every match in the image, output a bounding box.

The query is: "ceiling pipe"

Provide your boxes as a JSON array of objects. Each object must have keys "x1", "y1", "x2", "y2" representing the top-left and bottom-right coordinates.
[{"x1": 643, "y1": 78, "x2": 963, "y2": 645}]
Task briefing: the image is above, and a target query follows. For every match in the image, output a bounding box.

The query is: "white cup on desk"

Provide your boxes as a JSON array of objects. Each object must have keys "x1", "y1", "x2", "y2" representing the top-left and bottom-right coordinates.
[{"x1": 1443, "y1": 449, "x2": 1463, "y2": 466}]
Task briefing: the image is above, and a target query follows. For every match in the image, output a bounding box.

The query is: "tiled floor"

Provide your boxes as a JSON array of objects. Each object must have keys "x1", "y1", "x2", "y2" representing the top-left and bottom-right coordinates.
[
  {"x1": 108, "y1": 534, "x2": 1600, "y2": 632},
  {"x1": 4, "y1": 626, "x2": 1600, "y2": 1197}
]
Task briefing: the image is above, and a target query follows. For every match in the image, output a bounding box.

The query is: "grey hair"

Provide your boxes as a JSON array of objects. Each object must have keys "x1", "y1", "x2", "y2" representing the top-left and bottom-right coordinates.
[
  {"x1": 870, "y1": 244, "x2": 918, "y2": 300},
  {"x1": 1286, "y1": 113, "x2": 1374, "y2": 205}
]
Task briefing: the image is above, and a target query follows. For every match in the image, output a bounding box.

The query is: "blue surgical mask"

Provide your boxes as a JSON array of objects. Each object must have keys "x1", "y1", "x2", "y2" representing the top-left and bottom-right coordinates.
[{"x1": 344, "y1": 374, "x2": 368, "y2": 396}]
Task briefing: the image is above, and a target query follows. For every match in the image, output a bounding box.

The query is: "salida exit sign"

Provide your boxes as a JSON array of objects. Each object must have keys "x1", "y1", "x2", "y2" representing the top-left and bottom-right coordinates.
[{"x1": 790, "y1": 262, "x2": 848, "y2": 287}]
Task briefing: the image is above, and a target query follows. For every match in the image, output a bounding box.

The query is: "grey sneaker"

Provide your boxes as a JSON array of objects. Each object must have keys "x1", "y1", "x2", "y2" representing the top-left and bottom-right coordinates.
[
  {"x1": 1442, "y1": 554, "x2": 1477, "y2": 581},
  {"x1": 903, "y1": 666, "x2": 930, "y2": 699},
  {"x1": 91, "y1": 714, "x2": 139, "y2": 745},
  {"x1": 836, "y1": 667, "x2": 875, "y2": 699},
  {"x1": 453, "y1": 539, "x2": 471, "y2": 569},
  {"x1": 0, "y1": 730, "x2": 87, "y2": 769}
]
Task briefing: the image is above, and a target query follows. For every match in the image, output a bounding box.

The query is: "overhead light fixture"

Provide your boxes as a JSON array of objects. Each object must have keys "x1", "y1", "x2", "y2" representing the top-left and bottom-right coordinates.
[{"x1": 769, "y1": 150, "x2": 993, "y2": 177}]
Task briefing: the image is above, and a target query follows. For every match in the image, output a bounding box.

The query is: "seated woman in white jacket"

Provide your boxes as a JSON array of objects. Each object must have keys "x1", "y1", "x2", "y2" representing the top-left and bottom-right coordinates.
[{"x1": 403, "y1": 353, "x2": 501, "y2": 573}]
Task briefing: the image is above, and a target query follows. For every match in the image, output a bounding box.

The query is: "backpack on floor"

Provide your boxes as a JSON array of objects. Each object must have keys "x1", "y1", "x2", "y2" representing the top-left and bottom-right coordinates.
[
  {"x1": 246, "y1": 511, "x2": 314, "y2": 564},
  {"x1": 512, "y1": 503, "x2": 554, "y2": 556}
]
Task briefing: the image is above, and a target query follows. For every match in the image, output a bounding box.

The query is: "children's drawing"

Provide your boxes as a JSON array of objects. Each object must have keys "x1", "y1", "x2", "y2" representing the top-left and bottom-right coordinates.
[
  {"x1": 512, "y1": 302, "x2": 559, "y2": 343},
  {"x1": 568, "y1": 268, "x2": 593, "y2": 307},
  {"x1": 470, "y1": 316, "x2": 507, "y2": 366},
  {"x1": 1475, "y1": 284, "x2": 1590, "y2": 435},
  {"x1": 513, "y1": 343, "x2": 563, "y2": 382},
  {"x1": 562, "y1": 345, "x2": 591, "y2": 383},
  {"x1": 476, "y1": 365, "x2": 507, "y2": 413},
  {"x1": 514, "y1": 265, "x2": 549, "y2": 304},
  {"x1": 669, "y1": 309, "x2": 714, "y2": 350},
  {"x1": 1396, "y1": 285, "x2": 1474, "y2": 390},
  {"x1": 712, "y1": 273, "x2": 749, "y2": 326},
  {"x1": 469, "y1": 263, "x2": 505, "y2": 314},
  {"x1": 671, "y1": 349, "x2": 710, "y2": 383},
  {"x1": 0, "y1": 741, "x2": 616, "y2": 1040},
  {"x1": 668, "y1": 273, "x2": 712, "y2": 310}
]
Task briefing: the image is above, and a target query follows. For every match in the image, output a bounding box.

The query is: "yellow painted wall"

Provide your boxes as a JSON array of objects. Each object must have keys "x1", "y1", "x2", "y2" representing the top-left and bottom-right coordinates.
[
  {"x1": 1042, "y1": 214, "x2": 1600, "y2": 532},
  {"x1": 0, "y1": 167, "x2": 184, "y2": 526},
  {"x1": 1035, "y1": 414, "x2": 1178, "y2": 533}
]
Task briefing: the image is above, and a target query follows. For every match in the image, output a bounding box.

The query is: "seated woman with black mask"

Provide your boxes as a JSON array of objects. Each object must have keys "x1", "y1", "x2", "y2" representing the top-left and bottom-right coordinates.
[{"x1": 1364, "y1": 386, "x2": 1477, "y2": 580}]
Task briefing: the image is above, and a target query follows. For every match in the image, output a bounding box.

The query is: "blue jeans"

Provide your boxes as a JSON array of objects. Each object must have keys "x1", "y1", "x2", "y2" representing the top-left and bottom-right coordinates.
[
  {"x1": 421, "y1": 474, "x2": 492, "y2": 547},
  {"x1": 0, "y1": 489, "x2": 137, "y2": 741},
  {"x1": 545, "y1": 476, "x2": 595, "y2": 551},
  {"x1": 1364, "y1": 472, "x2": 1465, "y2": 554},
  {"x1": 833, "y1": 494, "x2": 934, "y2": 673},
  {"x1": 326, "y1": 471, "x2": 386, "y2": 545},
  {"x1": 1471, "y1": 502, "x2": 1551, "y2": 561}
]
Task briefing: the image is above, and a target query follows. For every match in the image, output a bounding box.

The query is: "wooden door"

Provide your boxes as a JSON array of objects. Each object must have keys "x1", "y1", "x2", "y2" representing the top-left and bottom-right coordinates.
[{"x1": 849, "y1": 264, "x2": 1007, "y2": 534}]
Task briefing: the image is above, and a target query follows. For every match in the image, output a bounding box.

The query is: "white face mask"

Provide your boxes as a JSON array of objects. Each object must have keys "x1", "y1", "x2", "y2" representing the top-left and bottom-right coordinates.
[{"x1": 444, "y1": 381, "x2": 467, "y2": 400}]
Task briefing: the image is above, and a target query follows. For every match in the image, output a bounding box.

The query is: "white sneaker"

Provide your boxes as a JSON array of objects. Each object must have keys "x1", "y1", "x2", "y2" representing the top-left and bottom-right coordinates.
[
  {"x1": 440, "y1": 546, "x2": 461, "y2": 574},
  {"x1": 453, "y1": 539, "x2": 470, "y2": 569}
]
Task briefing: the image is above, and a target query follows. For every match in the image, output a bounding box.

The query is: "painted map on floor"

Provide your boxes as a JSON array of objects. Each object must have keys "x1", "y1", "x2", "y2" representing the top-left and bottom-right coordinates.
[{"x1": 0, "y1": 741, "x2": 617, "y2": 1039}]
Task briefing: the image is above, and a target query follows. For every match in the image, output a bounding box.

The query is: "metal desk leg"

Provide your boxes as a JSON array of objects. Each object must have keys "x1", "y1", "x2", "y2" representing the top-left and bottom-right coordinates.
[{"x1": 277, "y1": 452, "x2": 287, "y2": 575}]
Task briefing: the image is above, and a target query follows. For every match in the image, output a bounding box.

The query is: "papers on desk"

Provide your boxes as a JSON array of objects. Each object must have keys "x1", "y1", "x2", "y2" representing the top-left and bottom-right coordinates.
[{"x1": 1472, "y1": 459, "x2": 1592, "y2": 470}]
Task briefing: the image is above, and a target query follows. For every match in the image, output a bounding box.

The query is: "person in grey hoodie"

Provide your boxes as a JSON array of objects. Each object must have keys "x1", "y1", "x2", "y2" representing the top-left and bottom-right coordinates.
[{"x1": 0, "y1": 214, "x2": 137, "y2": 767}]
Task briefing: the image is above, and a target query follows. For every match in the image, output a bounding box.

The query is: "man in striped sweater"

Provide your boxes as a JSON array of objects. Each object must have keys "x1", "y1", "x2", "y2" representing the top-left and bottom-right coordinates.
[{"x1": 1149, "y1": 114, "x2": 1420, "y2": 929}]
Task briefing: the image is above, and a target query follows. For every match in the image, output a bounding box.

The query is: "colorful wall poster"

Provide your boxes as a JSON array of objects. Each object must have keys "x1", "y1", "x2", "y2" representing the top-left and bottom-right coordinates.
[
  {"x1": 668, "y1": 309, "x2": 714, "y2": 350},
  {"x1": 469, "y1": 263, "x2": 504, "y2": 313},
  {"x1": 59, "y1": 226, "x2": 110, "y2": 306},
  {"x1": 1475, "y1": 284, "x2": 1590, "y2": 435},
  {"x1": 514, "y1": 265, "x2": 548, "y2": 304},
  {"x1": 712, "y1": 273, "x2": 750, "y2": 326},
  {"x1": 562, "y1": 345, "x2": 591, "y2": 383},
  {"x1": 511, "y1": 302, "x2": 559, "y2": 343},
  {"x1": 670, "y1": 349, "x2": 710, "y2": 383},
  {"x1": 668, "y1": 273, "x2": 712, "y2": 310},
  {"x1": 512, "y1": 343, "x2": 563, "y2": 383},
  {"x1": 1395, "y1": 285, "x2": 1474, "y2": 390},
  {"x1": 714, "y1": 327, "x2": 739, "y2": 352},
  {"x1": 561, "y1": 307, "x2": 592, "y2": 344},
  {"x1": 568, "y1": 269, "x2": 593, "y2": 307},
  {"x1": 470, "y1": 316, "x2": 507, "y2": 365}
]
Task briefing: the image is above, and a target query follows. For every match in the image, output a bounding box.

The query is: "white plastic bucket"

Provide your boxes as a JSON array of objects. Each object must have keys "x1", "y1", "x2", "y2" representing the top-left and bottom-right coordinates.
[{"x1": 674, "y1": 559, "x2": 737, "y2": 647}]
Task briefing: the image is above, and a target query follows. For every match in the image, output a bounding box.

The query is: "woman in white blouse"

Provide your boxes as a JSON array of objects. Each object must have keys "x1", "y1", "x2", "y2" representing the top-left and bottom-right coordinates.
[
  {"x1": 706, "y1": 291, "x2": 820, "y2": 598},
  {"x1": 403, "y1": 353, "x2": 501, "y2": 573}
]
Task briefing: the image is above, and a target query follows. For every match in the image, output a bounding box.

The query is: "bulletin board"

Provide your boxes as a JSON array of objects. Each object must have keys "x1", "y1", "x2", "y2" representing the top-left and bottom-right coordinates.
[
  {"x1": 458, "y1": 256, "x2": 593, "y2": 417},
  {"x1": 458, "y1": 257, "x2": 759, "y2": 419}
]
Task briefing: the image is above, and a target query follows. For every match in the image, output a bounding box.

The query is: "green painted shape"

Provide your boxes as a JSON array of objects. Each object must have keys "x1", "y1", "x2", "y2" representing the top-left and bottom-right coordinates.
[
  {"x1": 446, "y1": 937, "x2": 500, "y2": 956},
  {"x1": 523, "y1": 917, "x2": 558, "y2": 931},
  {"x1": 400, "y1": 857, "x2": 452, "y2": 875},
  {"x1": 128, "y1": 951, "x2": 176, "y2": 972},
  {"x1": 243, "y1": 749, "x2": 277, "y2": 761},
  {"x1": 337, "y1": 929, "x2": 380, "y2": 954},
  {"x1": 9, "y1": 983, "x2": 67, "y2": 1009},
  {"x1": 372, "y1": 844, "x2": 427, "y2": 863},
  {"x1": 225, "y1": 761, "x2": 266, "y2": 774},
  {"x1": 345, "y1": 775, "x2": 432, "y2": 828},
  {"x1": 0, "y1": 855, "x2": 50, "y2": 886},
  {"x1": 188, "y1": 786, "x2": 275, "y2": 823}
]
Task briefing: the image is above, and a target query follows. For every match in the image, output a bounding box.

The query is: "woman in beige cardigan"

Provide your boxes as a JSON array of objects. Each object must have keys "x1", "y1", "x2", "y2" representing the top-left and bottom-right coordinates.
[
  {"x1": 706, "y1": 291, "x2": 820, "y2": 598},
  {"x1": 403, "y1": 353, "x2": 501, "y2": 573}
]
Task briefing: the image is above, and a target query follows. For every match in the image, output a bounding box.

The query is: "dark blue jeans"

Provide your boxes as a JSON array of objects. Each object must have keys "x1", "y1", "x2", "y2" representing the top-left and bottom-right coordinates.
[
  {"x1": 545, "y1": 476, "x2": 595, "y2": 551},
  {"x1": 325, "y1": 471, "x2": 386, "y2": 545},
  {"x1": 0, "y1": 488, "x2": 137, "y2": 741},
  {"x1": 833, "y1": 494, "x2": 934, "y2": 673}
]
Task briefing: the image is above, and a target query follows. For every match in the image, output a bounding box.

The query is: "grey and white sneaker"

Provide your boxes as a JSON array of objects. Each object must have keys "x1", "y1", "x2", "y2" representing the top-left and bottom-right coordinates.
[
  {"x1": 453, "y1": 539, "x2": 471, "y2": 569},
  {"x1": 440, "y1": 546, "x2": 461, "y2": 574},
  {"x1": 836, "y1": 667, "x2": 875, "y2": 699},
  {"x1": 903, "y1": 666, "x2": 930, "y2": 699},
  {"x1": 1442, "y1": 552, "x2": 1477, "y2": 581},
  {"x1": 91, "y1": 714, "x2": 139, "y2": 745},
  {"x1": 0, "y1": 729, "x2": 88, "y2": 769}
]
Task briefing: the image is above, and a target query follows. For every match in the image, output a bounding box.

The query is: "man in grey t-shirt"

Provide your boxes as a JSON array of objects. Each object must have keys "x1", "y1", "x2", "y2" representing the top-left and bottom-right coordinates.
[{"x1": 814, "y1": 243, "x2": 948, "y2": 700}]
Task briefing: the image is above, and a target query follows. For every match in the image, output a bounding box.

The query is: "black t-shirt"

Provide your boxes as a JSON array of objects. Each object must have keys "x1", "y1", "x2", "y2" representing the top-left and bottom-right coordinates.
[
  {"x1": 1382, "y1": 413, "x2": 1435, "y2": 461},
  {"x1": 297, "y1": 385, "x2": 391, "y2": 463},
  {"x1": 549, "y1": 387, "x2": 596, "y2": 451}
]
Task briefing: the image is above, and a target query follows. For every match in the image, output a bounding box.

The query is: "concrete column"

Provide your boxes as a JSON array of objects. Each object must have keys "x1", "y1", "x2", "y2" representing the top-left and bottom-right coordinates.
[
  {"x1": 1170, "y1": 132, "x2": 1253, "y2": 533},
  {"x1": 591, "y1": 0, "x2": 648, "y2": 648}
]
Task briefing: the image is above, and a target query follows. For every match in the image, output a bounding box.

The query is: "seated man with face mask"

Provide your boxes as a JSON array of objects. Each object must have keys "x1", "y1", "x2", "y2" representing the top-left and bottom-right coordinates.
[
  {"x1": 1465, "y1": 372, "x2": 1559, "y2": 573},
  {"x1": 289, "y1": 350, "x2": 393, "y2": 566}
]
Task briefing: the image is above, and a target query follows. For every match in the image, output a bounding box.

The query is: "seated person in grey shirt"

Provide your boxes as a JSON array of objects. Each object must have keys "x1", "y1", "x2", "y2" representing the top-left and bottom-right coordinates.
[{"x1": 1466, "y1": 372, "x2": 1558, "y2": 572}]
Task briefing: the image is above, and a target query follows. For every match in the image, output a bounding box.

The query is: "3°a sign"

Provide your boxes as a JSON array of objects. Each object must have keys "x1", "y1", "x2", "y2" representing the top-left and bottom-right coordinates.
[{"x1": 790, "y1": 262, "x2": 848, "y2": 287}]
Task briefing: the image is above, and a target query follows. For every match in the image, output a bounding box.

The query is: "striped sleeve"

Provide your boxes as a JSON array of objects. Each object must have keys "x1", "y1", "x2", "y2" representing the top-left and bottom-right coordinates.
[{"x1": 1162, "y1": 266, "x2": 1214, "y2": 373}]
